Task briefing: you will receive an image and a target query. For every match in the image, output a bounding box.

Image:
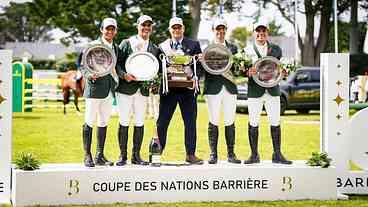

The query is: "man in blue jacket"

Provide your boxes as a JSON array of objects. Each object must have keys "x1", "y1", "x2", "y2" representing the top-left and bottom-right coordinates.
[{"x1": 157, "y1": 17, "x2": 203, "y2": 164}]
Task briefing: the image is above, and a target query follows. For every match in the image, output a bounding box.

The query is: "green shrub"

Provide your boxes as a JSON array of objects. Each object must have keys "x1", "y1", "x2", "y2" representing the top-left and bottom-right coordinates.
[
  {"x1": 306, "y1": 152, "x2": 332, "y2": 168},
  {"x1": 14, "y1": 152, "x2": 41, "y2": 171}
]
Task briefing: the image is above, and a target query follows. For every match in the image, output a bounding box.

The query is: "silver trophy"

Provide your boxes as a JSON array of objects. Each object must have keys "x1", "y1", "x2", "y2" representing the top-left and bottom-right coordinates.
[
  {"x1": 252, "y1": 56, "x2": 283, "y2": 88},
  {"x1": 125, "y1": 51, "x2": 159, "y2": 81},
  {"x1": 82, "y1": 44, "x2": 116, "y2": 77},
  {"x1": 200, "y1": 44, "x2": 232, "y2": 75}
]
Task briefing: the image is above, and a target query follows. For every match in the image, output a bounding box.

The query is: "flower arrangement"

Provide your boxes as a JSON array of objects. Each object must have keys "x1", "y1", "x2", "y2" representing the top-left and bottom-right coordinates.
[
  {"x1": 280, "y1": 57, "x2": 300, "y2": 73},
  {"x1": 142, "y1": 75, "x2": 161, "y2": 94},
  {"x1": 232, "y1": 52, "x2": 252, "y2": 75},
  {"x1": 306, "y1": 152, "x2": 332, "y2": 168}
]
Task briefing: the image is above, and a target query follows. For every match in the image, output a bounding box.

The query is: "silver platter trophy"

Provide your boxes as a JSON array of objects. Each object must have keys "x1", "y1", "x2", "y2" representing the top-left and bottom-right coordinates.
[
  {"x1": 125, "y1": 51, "x2": 159, "y2": 81},
  {"x1": 252, "y1": 56, "x2": 283, "y2": 88},
  {"x1": 82, "y1": 44, "x2": 116, "y2": 77},
  {"x1": 200, "y1": 44, "x2": 232, "y2": 75}
]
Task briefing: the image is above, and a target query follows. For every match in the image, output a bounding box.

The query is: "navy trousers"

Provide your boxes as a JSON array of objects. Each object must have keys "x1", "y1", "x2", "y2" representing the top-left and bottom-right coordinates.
[{"x1": 156, "y1": 89, "x2": 197, "y2": 155}]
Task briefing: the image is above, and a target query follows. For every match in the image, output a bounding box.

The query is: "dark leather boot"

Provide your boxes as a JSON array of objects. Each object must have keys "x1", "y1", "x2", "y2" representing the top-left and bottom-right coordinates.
[
  {"x1": 244, "y1": 123, "x2": 260, "y2": 164},
  {"x1": 131, "y1": 126, "x2": 148, "y2": 165},
  {"x1": 271, "y1": 125, "x2": 292, "y2": 165},
  {"x1": 82, "y1": 124, "x2": 94, "y2": 167},
  {"x1": 208, "y1": 122, "x2": 218, "y2": 164},
  {"x1": 225, "y1": 124, "x2": 241, "y2": 164},
  {"x1": 116, "y1": 125, "x2": 128, "y2": 166},
  {"x1": 95, "y1": 126, "x2": 114, "y2": 166}
]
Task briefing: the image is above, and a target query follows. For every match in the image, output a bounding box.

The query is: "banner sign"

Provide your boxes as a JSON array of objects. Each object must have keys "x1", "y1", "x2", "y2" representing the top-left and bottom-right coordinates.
[
  {"x1": 11, "y1": 162, "x2": 336, "y2": 206},
  {"x1": 0, "y1": 50, "x2": 12, "y2": 204}
]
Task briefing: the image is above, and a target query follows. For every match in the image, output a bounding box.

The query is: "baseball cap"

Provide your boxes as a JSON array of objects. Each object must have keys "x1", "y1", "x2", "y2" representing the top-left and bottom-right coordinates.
[
  {"x1": 137, "y1": 15, "x2": 154, "y2": 25},
  {"x1": 254, "y1": 21, "x2": 268, "y2": 31},
  {"x1": 213, "y1": 19, "x2": 227, "y2": 29},
  {"x1": 169, "y1": 17, "x2": 184, "y2": 28},
  {"x1": 101, "y1": 18, "x2": 117, "y2": 29}
]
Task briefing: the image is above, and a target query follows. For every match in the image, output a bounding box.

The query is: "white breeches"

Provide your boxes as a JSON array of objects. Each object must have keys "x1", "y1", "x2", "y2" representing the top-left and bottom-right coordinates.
[
  {"x1": 116, "y1": 90, "x2": 147, "y2": 126},
  {"x1": 147, "y1": 93, "x2": 160, "y2": 120},
  {"x1": 205, "y1": 86, "x2": 236, "y2": 126},
  {"x1": 248, "y1": 92, "x2": 280, "y2": 127},
  {"x1": 84, "y1": 93, "x2": 113, "y2": 127}
]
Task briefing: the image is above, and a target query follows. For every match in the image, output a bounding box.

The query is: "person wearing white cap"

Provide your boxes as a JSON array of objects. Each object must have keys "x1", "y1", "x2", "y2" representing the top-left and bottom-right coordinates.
[
  {"x1": 243, "y1": 21, "x2": 292, "y2": 165},
  {"x1": 157, "y1": 16, "x2": 203, "y2": 165},
  {"x1": 203, "y1": 19, "x2": 241, "y2": 164},
  {"x1": 78, "y1": 17, "x2": 119, "y2": 167},
  {"x1": 115, "y1": 15, "x2": 161, "y2": 166}
]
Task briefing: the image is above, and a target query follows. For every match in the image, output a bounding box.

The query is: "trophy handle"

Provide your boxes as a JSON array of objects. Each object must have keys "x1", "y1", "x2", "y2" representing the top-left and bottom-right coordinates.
[{"x1": 159, "y1": 53, "x2": 166, "y2": 61}]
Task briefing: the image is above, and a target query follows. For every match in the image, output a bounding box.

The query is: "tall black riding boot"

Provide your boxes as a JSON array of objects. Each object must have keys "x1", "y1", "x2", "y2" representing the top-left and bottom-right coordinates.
[
  {"x1": 116, "y1": 125, "x2": 129, "y2": 166},
  {"x1": 244, "y1": 123, "x2": 260, "y2": 164},
  {"x1": 82, "y1": 124, "x2": 94, "y2": 167},
  {"x1": 225, "y1": 124, "x2": 241, "y2": 164},
  {"x1": 95, "y1": 126, "x2": 114, "y2": 166},
  {"x1": 131, "y1": 126, "x2": 149, "y2": 165},
  {"x1": 271, "y1": 125, "x2": 292, "y2": 165},
  {"x1": 208, "y1": 122, "x2": 219, "y2": 164}
]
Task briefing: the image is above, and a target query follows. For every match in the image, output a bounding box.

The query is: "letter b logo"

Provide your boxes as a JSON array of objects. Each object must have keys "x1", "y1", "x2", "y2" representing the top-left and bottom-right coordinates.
[{"x1": 68, "y1": 180, "x2": 80, "y2": 196}]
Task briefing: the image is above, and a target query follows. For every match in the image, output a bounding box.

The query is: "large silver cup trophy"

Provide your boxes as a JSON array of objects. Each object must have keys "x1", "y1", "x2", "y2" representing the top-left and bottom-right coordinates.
[
  {"x1": 160, "y1": 54, "x2": 196, "y2": 88},
  {"x1": 252, "y1": 56, "x2": 283, "y2": 88},
  {"x1": 82, "y1": 44, "x2": 117, "y2": 77}
]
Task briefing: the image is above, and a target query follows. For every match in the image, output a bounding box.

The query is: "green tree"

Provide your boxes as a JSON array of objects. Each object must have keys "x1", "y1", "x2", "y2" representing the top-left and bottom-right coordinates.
[
  {"x1": 28, "y1": 0, "x2": 191, "y2": 44},
  {"x1": 326, "y1": 21, "x2": 367, "y2": 54},
  {"x1": 0, "y1": 2, "x2": 53, "y2": 45},
  {"x1": 267, "y1": 19, "x2": 285, "y2": 36},
  {"x1": 254, "y1": 0, "x2": 352, "y2": 66},
  {"x1": 189, "y1": 0, "x2": 245, "y2": 39},
  {"x1": 230, "y1": 26, "x2": 251, "y2": 48}
]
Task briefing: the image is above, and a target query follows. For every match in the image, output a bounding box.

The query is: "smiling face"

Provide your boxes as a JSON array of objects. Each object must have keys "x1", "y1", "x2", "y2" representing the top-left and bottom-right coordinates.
[
  {"x1": 214, "y1": 25, "x2": 226, "y2": 43},
  {"x1": 169, "y1": 24, "x2": 185, "y2": 41},
  {"x1": 254, "y1": 26, "x2": 269, "y2": 45},
  {"x1": 137, "y1": 21, "x2": 153, "y2": 40},
  {"x1": 100, "y1": 25, "x2": 117, "y2": 43}
]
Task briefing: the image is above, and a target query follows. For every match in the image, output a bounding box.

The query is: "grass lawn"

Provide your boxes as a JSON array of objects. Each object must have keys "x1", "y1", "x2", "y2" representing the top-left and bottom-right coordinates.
[
  {"x1": 12, "y1": 102, "x2": 320, "y2": 163},
  {"x1": 11, "y1": 102, "x2": 368, "y2": 206}
]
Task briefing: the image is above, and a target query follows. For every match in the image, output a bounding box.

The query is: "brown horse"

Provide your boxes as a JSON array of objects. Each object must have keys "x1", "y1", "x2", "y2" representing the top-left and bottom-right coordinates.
[{"x1": 60, "y1": 70, "x2": 85, "y2": 115}]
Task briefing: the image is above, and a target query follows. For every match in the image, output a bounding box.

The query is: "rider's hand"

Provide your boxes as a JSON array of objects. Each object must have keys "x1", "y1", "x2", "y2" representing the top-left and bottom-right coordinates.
[
  {"x1": 124, "y1": 73, "x2": 136, "y2": 82},
  {"x1": 196, "y1": 53, "x2": 203, "y2": 62},
  {"x1": 89, "y1": 73, "x2": 99, "y2": 81},
  {"x1": 248, "y1": 66, "x2": 257, "y2": 76}
]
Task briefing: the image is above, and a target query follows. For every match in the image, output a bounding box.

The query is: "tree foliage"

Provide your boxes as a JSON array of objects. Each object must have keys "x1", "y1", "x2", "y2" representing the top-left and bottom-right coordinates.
[
  {"x1": 326, "y1": 21, "x2": 367, "y2": 54},
  {"x1": 230, "y1": 26, "x2": 251, "y2": 48},
  {"x1": 0, "y1": 2, "x2": 53, "y2": 45},
  {"x1": 28, "y1": 0, "x2": 191, "y2": 44},
  {"x1": 267, "y1": 19, "x2": 285, "y2": 36},
  {"x1": 254, "y1": 0, "x2": 353, "y2": 66}
]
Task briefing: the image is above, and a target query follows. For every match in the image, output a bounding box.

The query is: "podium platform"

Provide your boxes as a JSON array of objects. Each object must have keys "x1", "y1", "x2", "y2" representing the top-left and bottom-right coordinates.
[{"x1": 11, "y1": 161, "x2": 337, "y2": 206}]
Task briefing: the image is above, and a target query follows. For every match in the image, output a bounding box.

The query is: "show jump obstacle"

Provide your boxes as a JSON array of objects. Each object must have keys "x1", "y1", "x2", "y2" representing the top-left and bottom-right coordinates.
[{"x1": 0, "y1": 52, "x2": 367, "y2": 206}]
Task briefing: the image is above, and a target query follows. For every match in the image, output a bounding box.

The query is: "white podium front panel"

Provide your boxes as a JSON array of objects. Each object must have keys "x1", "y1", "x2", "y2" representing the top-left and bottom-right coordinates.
[
  {"x1": 338, "y1": 171, "x2": 368, "y2": 194},
  {"x1": 0, "y1": 50, "x2": 12, "y2": 204},
  {"x1": 12, "y1": 161, "x2": 337, "y2": 206}
]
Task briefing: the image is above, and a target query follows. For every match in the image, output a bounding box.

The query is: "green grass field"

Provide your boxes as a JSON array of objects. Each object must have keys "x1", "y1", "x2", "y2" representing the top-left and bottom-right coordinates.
[
  {"x1": 13, "y1": 102, "x2": 320, "y2": 163},
  {"x1": 11, "y1": 103, "x2": 368, "y2": 207}
]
